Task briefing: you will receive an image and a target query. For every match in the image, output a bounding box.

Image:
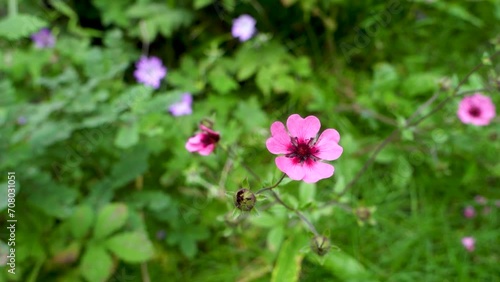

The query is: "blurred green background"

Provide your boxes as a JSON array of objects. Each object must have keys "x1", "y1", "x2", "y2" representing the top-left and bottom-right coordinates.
[{"x1": 0, "y1": 0, "x2": 499, "y2": 281}]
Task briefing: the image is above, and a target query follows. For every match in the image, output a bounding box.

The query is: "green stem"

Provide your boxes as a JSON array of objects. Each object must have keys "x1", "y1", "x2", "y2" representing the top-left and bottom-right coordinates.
[
  {"x1": 255, "y1": 173, "x2": 286, "y2": 194},
  {"x1": 270, "y1": 190, "x2": 319, "y2": 236},
  {"x1": 8, "y1": 0, "x2": 17, "y2": 16}
]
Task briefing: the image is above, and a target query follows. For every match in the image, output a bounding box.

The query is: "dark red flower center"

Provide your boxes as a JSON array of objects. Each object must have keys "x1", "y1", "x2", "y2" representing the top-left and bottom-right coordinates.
[
  {"x1": 286, "y1": 137, "x2": 319, "y2": 163},
  {"x1": 468, "y1": 106, "x2": 481, "y2": 118},
  {"x1": 201, "y1": 132, "x2": 220, "y2": 146}
]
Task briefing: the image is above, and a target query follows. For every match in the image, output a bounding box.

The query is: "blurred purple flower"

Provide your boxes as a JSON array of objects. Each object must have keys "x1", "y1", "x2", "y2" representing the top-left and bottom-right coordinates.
[
  {"x1": 134, "y1": 56, "x2": 167, "y2": 89},
  {"x1": 169, "y1": 93, "x2": 193, "y2": 116},
  {"x1": 474, "y1": 195, "x2": 487, "y2": 205},
  {"x1": 17, "y1": 116, "x2": 27, "y2": 125},
  {"x1": 461, "y1": 237, "x2": 475, "y2": 252},
  {"x1": 232, "y1": 14, "x2": 256, "y2": 42},
  {"x1": 463, "y1": 206, "x2": 475, "y2": 218},
  {"x1": 156, "y1": 230, "x2": 166, "y2": 240},
  {"x1": 31, "y1": 28, "x2": 55, "y2": 48}
]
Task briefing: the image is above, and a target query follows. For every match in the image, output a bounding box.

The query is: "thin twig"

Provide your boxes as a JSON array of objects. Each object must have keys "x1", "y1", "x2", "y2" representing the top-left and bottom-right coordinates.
[
  {"x1": 255, "y1": 173, "x2": 286, "y2": 194},
  {"x1": 221, "y1": 145, "x2": 262, "y2": 183},
  {"x1": 270, "y1": 190, "x2": 319, "y2": 236}
]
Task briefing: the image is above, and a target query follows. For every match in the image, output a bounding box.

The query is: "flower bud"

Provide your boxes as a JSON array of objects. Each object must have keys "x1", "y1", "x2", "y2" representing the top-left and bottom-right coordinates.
[
  {"x1": 354, "y1": 206, "x2": 377, "y2": 226},
  {"x1": 234, "y1": 188, "x2": 256, "y2": 212},
  {"x1": 310, "y1": 235, "x2": 331, "y2": 256},
  {"x1": 438, "y1": 77, "x2": 452, "y2": 91}
]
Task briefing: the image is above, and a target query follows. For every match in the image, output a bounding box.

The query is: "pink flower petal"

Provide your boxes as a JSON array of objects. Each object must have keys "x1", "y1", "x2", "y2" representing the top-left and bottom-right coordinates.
[
  {"x1": 302, "y1": 161, "x2": 334, "y2": 183},
  {"x1": 266, "y1": 121, "x2": 291, "y2": 154},
  {"x1": 313, "y1": 129, "x2": 343, "y2": 161},
  {"x1": 275, "y1": 156, "x2": 305, "y2": 181},
  {"x1": 198, "y1": 144, "x2": 215, "y2": 156},
  {"x1": 286, "y1": 114, "x2": 321, "y2": 141},
  {"x1": 185, "y1": 134, "x2": 203, "y2": 152}
]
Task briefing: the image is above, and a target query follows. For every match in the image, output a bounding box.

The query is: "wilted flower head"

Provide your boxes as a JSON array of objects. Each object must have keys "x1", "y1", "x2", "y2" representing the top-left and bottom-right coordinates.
[
  {"x1": 266, "y1": 114, "x2": 343, "y2": 183},
  {"x1": 457, "y1": 93, "x2": 496, "y2": 126},
  {"x1": 232, "y1": 14, "x2": 256, "y2": 42},
  {"x1": 134, "y1": 56, "x2": 167, "y2": 89},
  {"x1": 185, "y1": 124, "x2": 220, "y2": 156},
  {"x1": 169, "y1": 93, "x2": 193, "y2": 116},
  {"x1": 355, "y1": 206, "x2": 377, "y2": 226},
  {"x1": 310, "y1": 236, "x2": 331, "y2": 256},
  {"x1": 31, "y1": 28, "x2": 55, "y2": 48},
  {"x1": 461, "y1": 237, "x2": 475, "y2": 252},
  {"x1": 463, "y1": 205, "x2": 475, "y2": 218},
  {"x1": 234, "y1": 188, "x2": 256, "y2": 212}
]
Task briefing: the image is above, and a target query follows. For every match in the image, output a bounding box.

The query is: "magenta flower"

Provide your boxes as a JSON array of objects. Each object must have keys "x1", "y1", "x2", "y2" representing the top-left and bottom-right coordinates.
[
  {"x1": 461, "y1": 237, "x2": 475, "y2": 252},
  {"x1": 186, "y1": 124, "x2": 220, "y2": 156},
  {"x1": 266, "y1": 114, "x2": 343, "y2": 183},
  {"x1": 232, "y1": 14, "x2": 256, "y2": 42},
  {"x1": 169, "y1": 93, "x2": 193, "y2": 116},
  {"x1": 457, "y1": 93, "x2": 496, "y2": 126},
  {"x1": 31, "y1": 28, "x2": 55, "y2": 48},
  {"x1": 133, "y1": 56, "x2": 167, "y2": 89},
  {"x1": 463, "y1": 206, "x2": 475, "y2": 218}
]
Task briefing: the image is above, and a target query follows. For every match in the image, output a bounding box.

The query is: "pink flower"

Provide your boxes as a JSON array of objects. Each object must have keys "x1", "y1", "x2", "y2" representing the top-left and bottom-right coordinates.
[
  {"x1": 185, "y1": 124, "x2": 220, "y2": 156},
  {"x1": 232, "y1": 15, "x2": 256, "y2": 42},
  {"x1": 461, "y1": 237, "x2": 475, "y2": 252},
  {"x1": 463, "y1": 206, "x2": 475, "y2": 218},
  {"x1": 457, "y1": 93, "x2": 496, "y2": 126},
  {"x1": 134, "y1": 56, "x2": 167, "y2": 89},
  {"x1": 169, "y1": 93, "x2": 192, "y2": 116},
  {"x1": 31, "y1": 28, "x2": 55, "y2": 48},
  {"x1": 474, "y1": 195, "x2": 487, "y2": 205},
  {"x1": 266, "y1": 114, "x2": 343, "y2": 183}
]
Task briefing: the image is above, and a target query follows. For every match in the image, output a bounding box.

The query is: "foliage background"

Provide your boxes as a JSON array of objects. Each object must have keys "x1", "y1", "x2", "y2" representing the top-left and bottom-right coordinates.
[{"x1": 1, "y1": 0, "x2": 499, "y2": 281}]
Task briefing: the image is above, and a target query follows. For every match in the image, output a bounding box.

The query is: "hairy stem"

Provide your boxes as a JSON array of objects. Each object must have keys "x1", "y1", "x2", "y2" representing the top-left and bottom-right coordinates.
[
  {"x1": 270, "y1": 190, "x2": 319, "y2": 236},
  {"x1": 255, "y1": 173, "x2": 286, "y2": 194}
]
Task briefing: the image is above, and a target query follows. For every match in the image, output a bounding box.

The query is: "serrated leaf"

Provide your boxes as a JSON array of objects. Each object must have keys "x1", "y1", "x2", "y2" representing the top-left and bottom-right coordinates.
[
  {"x1": 69, "y1": 205, "x2": 94, "y2": 239},
  {"x1": 0, "y1": 15, "x2": 47, "y2": 40},
  {"x1": 29, "y1": 121, "x2": 75, "y2": 148},
  {"x1": 208, "y1": 66, "x2": 239, "y2": 94},
  {"x1": 94, "y1": 203, "x2": 129, "y2": 240},
  {"x1": 80, "y1": 245, "x2": 114, "y2": 282},
  {"x1": 109, "y1": 146, "x2": 149, "y2": 189},
  {"x1": 105, "y1": 232, "x2": 154, "y2": 263}
]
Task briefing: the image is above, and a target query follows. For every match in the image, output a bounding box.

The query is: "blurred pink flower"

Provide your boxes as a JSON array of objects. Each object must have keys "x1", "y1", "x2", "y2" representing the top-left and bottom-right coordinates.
[
  {"x1": 461, "y1": 237, "x2": 475, "y2": 252},
  {"x1": 463, "y1": 206, "x2": 475, "y2": 218},
  {"x1": 134, "y1": 56, "x2": 167, "y2": 89},
  {"x1": 169, "y1": 93, "x2": 192, "y2": 116},
  {"x1": 266, "y1": 114, "x2": 343, "y2": 183},
  {"x1": 457, "y1": 93, "x2": 496, "y2": 126},
  {"x1": 232, "y1": 14, "x2": 256, "y2": 42},
  {"x1": 31, "y1": 28, "x2": 55, "y2": 48},
  {"x1": 474, "y1": 195, "x2": 487, "y2": 205},
  {"x1": 186, "y1": 124, "x2": 220, "y2": 156},
  {"x1": 495, "y1": 200, "x2": 500, "y2": 208}
]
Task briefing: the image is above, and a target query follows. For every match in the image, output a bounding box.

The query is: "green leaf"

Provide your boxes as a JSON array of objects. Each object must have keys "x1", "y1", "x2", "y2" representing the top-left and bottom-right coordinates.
[
  {"x1": 26, "y1": 175, "x2": 77, "y2": 219},
  {"x1": 105, "y1": 232, "x2": 154, "y2": 263},
  {"x1": 109, "y1": 146, "x2": 149, "y2": 189},
  {"x1": 69, "y1": 205, "x2": 94, "y2": 239},
  {"x1": 234, "y1": 97, "x2": 267, "y2": 129},
  {"x1": 114, "y1": 121, "x2": 139, "y2": 149},
  {"x1": 208, "y1": 66, "x2": 239, "y2": 94},
  {"x1": 94, "y1": 203, "x2": 129, "y2": 240},
  {"x1": 0, "y1": 15, "x2": 47, "y2": 40},
  {"x1": 80, "y1": 245, "x2": 114, "y2": 282},
  {"x1": 402, "y1": 73, "x2": 438, "y2": 97},
  {"x1": 271, "y1": 236, "x2": 307, "y2": 282},
  {"x1": 29, "y1": 121, "x2": 75, "y2": 148},
  {"x1": 307, "y1": 251, "x2": 376, "y2": 281},
  {"x1": 299, "y1": 182, "x2": 316, "y2": 207},
  {"x1": 194, "y1": 0, "x2": 214, "y2": 9}
]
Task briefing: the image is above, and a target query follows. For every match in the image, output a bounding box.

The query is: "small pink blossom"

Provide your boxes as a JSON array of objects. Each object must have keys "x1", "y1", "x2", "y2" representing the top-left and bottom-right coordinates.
[
  {"x1": 31, "y1": 28, "x2": 55, "y2": 48},
  {"x1": 457, "y1": 93, "x2": 496, "y2": 126},
  {"x1": 134, "y1": 56, "x2": 167, "y2": 89},
  {"x1": 232, "y1": 15, "x2": 256, "y2": 42},
  {"x1": 461, "y1": 237, "x2": 475, "y2": 252},
  {"x1": 169, "y1": 93, "x2": 192, "y2": 116},
  {"x1": 463, "y1": 206, "x2": 475, "y2": 218},
  {"x1": 185, "y1": 124, "x2": 220, "y2": 156},
  {"x1": 266, "y1": 114, "x2": 343, "y2": 183},
  {"x1": 474, "y1": 195, "x2": 487, "y2": 205}
]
